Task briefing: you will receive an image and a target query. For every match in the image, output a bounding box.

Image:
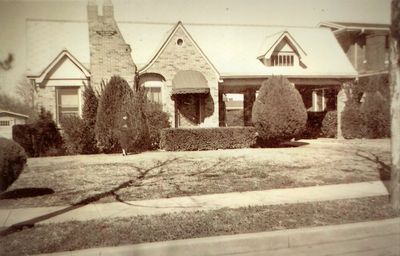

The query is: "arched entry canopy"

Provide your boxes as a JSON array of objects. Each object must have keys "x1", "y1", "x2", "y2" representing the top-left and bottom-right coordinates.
[{"x1": 172, "y1": 70, "x2": 209, "y2": 94}]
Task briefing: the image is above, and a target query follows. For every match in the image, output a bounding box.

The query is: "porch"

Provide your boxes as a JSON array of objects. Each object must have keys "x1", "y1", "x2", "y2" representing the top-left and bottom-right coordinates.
[{"x1": 218, "y1": 77, "x2": 347, "y2": 128}]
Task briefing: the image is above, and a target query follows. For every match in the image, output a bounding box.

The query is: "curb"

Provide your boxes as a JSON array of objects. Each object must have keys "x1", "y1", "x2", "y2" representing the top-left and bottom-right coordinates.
[{"x1": 35, "y1": 217, "x2": 400, "y2": 256}]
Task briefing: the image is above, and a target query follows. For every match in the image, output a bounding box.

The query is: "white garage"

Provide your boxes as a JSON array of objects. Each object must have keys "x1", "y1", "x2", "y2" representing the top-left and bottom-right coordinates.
[{"x1": 0, "y1": 110, "x2": 29, "y2": 140}]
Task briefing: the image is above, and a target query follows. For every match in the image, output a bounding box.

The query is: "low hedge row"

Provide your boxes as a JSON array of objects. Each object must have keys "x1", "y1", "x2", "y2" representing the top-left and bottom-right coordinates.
[{"x1": 160, "y1": 127, "x2": 257, "y2": 151}]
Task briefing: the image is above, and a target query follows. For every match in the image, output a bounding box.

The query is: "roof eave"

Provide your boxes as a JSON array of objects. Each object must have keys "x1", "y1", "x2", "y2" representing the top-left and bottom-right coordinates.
[{"x1": 220, "y1": 74, "x2": 357, "y2": 80}]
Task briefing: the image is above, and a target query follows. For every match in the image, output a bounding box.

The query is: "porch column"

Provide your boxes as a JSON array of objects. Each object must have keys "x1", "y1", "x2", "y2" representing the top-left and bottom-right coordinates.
[
  {"x1": 336, "y1": 88, "x2": 347, "y2": 139},
  {"x1": 218, "y1": 92, "x2": 226, "y2": 127},
  {"x1": 243, "y1": 89, "x2": 256, "y2": 126}
]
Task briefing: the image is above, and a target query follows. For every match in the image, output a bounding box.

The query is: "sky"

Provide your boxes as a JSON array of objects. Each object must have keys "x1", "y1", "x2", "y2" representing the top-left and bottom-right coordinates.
[{"x1": 0, "y1": 0, "x2": 391, "y2": 96}]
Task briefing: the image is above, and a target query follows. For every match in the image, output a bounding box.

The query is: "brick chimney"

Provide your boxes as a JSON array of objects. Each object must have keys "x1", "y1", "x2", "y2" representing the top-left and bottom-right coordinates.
[
  {"x1": 87, "y1": 0, "x2": 136, "y2": 90},
  {"x1": 87, "y1": 0, "x2": 98, "y2": 23},
  {"x1": 103, "y1": 0, "x2": 114, "y2": 18}
]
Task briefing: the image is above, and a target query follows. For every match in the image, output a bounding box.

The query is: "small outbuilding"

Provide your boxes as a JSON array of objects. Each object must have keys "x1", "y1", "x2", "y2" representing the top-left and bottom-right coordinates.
[{"x1": 0, "y1": 110, "x2": 29, "y2": 139}]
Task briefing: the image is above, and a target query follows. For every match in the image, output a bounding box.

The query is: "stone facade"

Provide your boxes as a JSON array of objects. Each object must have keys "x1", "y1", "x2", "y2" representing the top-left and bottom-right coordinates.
[
  {"x1": 35, "y1": 86, "x2": 57, "y2": 118},
  {"x1": 87, "y1": 0, "x2": 136, "y2": 90},
  {"x1": 143, "y1": 24, "x2": 220, "y2": 127}
]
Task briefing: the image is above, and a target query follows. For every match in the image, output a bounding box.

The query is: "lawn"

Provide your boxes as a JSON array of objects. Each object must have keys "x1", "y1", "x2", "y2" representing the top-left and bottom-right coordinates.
[
  {"x1": 1, "y1": 196, "x2": 399, "y2": 256},
  {"x1": 0, "y1": 138, "x2": 391, "y2": 209}
]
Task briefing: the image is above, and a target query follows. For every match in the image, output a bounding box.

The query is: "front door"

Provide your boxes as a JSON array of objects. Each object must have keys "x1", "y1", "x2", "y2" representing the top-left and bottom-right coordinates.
[{"x1": 174, "y1": 94, "x2": 202, "y2": 127}]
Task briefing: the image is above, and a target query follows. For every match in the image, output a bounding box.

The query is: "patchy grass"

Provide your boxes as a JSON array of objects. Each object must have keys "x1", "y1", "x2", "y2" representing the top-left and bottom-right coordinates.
[
  {"x1": 1, "y1": 196, "x2": 399, "y2": 256},
  {"x1": 0, "y1": 139, "x2": 391, "y2": 208}
]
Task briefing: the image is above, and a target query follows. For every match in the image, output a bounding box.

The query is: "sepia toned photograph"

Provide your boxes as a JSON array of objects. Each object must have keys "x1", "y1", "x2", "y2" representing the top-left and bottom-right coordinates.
[{"x1": 0, "y1": 0, "x2": 399, "y2": 255}]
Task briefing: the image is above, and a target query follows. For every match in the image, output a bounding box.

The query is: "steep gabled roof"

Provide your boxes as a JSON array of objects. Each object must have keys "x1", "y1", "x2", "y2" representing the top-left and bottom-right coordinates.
[
  {"x1": 139, "y1": 21, "x2": 220, "y2": 76},
  {"x1": 27, "y1": 49, "x2": 90, "y2": 83},
  {"x1": 26, "y1": 19, "x2": 357, "y2": 80}
]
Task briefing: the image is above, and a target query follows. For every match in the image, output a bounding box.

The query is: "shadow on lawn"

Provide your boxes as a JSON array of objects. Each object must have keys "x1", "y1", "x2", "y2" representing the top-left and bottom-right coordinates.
[
  {"x1": 355, "y1": 151, "x2": 391, "y2": 193},
  {"x1": 355, "y1": 151, "x2": 391, "y2": 181},
  {"x1": 256, "y1": 138, "x2": 309, "y2": 148},
  {"x1": 0, "y1": 157, "x2": 179, "y2": 237},
  {"x1": 0, "y1": 188, "x2": 55, "y2": 200}
]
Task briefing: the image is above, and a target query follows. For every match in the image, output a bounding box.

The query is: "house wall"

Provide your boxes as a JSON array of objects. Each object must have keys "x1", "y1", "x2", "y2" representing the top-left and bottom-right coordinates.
[
  {"x1": 336, "y1": 31, "x2": 388, "y2": 74},
  {"x1": 87, "y1": 1, "x2": 136, "y2": 90},
  {"x1": 337, "y1": 33, "x2": 367, "y2": 73},
  {"x1": 35, "y1": 86, "x2": 57, "y2": 119},
  {"x1": 33, "y1": 57, "x2": 87, "y2": 123},
  {"x1": 365, "y1": 33, "x2": 388, "y2": 71},
  {"x1": 144, "y1": 26, "x2": 219, "y2": 127}
]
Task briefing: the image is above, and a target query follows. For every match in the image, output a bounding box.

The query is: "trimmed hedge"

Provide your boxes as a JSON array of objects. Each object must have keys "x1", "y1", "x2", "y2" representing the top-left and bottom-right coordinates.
[
  {"x1": 0, "y1": 138, "x2": 27, "y2": 192},
  {"x1": 160, "y1": 127, "x2": 257, "y2": 151}
]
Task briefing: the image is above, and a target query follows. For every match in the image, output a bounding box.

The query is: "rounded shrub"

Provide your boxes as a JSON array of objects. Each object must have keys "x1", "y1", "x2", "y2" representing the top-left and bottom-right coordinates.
[
  {"x1": 341, "y1": 99, "x2": 363, "y2": 139},
  {"x1": 321, "y1": 111, "x2": 337, "y2": 138},
  {"x1": 0, "y1": 138, "x2": 27, "y2": 192},
  {"x1": 360, "y1": 91, "x2": 390, "y2": 138},
  {"x1": 252, "y1": 76, "x2": 307, "y2": 145},
  {"x1": 95, "y1": 76, "x2": 134, "y2": 153},
  {"x1": 33, "y1": 107, "x2": 64, "y2": 156}
]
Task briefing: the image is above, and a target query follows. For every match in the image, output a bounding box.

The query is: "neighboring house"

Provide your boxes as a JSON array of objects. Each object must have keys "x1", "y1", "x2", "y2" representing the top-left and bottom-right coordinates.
[
  {"x1": 0, "y1": 110, "x2": 28, "y2": 139},
  {"x1": 319, "y1": 21, "x2": 390, "y2": 79},
  {"x1": 27, "y1": 1, "x2": 357, "y2": 129}
]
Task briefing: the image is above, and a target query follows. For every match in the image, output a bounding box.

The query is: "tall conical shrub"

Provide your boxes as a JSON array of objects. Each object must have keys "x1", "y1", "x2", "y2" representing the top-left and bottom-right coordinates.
[
  {"x1": 252, "y1": 76, "x2": 307, "y2": 145},
  {"x1": 81, "y1": 83, "x2": 99, "y2": 153},
  {"x1": 95, "y1": 76, "x2": 134, "y2": 153},
  {"x1": 123, "y1": 88, "x2": 150, "y2": 153}
]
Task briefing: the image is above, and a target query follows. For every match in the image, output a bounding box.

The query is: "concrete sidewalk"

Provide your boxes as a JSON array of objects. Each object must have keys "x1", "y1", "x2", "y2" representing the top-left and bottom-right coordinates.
[
  {"x1": 35, "y1": 217, "x2": 400, "y2": 256},
  {"x1": 0, "y1": 181, "x2": 388, "y2": 227}
]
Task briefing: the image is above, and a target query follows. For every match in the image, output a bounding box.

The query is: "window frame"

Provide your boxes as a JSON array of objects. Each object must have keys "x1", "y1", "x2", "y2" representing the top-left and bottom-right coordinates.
[
  {"x1": 56, "y1": 87, "x2": 80, "y2": 124},
  {"x1": 0, "y1": 120, "x2": 10, "y2": 126},
  {"x1": 271, "y1": 53, "x2": 295, "y2": 66}
]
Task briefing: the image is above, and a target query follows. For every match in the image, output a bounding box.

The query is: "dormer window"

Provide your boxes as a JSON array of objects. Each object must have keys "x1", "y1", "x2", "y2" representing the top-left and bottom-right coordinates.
[{"x1": 258, "y1": 31, "x2": 307, "y2": 68}]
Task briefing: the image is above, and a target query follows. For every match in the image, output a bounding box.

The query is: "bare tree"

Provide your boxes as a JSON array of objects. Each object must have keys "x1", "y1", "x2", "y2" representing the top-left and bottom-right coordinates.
[
  {"x1": 0, "y1": 53, "x2": 13, "y2": 71},
  {"x1": 16, "y1": 76, "x2": 35, "y2": 109},
  {"x1": 390, "y1": 0, "x2": 400, "y2": 209}
]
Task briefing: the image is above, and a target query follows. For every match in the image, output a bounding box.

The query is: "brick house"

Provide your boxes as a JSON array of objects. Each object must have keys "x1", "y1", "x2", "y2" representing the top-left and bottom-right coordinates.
[{"x1": 27, "y1": 1, "x2": 356, "y2": 130}]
